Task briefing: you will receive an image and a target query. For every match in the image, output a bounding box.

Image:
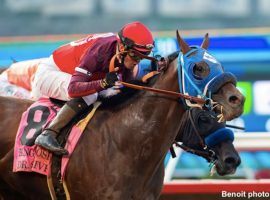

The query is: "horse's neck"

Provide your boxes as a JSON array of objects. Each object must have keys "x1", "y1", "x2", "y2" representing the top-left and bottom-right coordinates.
[
  {"x1": 100, "y1": 62, "x2": 183, "y2": 164},
  {"x1": 71, "y1": 64, "x2": 184, "y2": 192},
  {"x1": 139, "y1": 64, "x2": 183, "y2": 151}
]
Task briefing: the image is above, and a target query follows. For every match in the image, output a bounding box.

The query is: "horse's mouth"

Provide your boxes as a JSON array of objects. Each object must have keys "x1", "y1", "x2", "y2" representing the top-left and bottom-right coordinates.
[
  {"x1": 214, "y1": 161, "x2": 238, "y2": 176},
  {"x1": 216, "y1": 167, "x2": 236, "y2": 176},
  {"x1": 213, "y1": 104, "x2": 243, "y2": 122},
  {"x1": 223, "y1": 108, "x2": 243, "y2": 121}
]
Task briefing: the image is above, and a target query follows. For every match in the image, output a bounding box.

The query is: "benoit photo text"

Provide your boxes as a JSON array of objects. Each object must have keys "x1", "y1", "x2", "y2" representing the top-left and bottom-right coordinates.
[{"x1": 221, "y1": 191, "x2": 270, "y2": 199}]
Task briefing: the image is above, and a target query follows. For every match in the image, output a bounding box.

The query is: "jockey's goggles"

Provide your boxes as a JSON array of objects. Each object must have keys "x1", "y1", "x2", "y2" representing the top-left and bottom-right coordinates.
[
  {"x1": 128, "y1": 51, "x2": 143, "y2": 62},
  {"x1": 118, "y1": 30, "x2": 154, "y2": 53}
]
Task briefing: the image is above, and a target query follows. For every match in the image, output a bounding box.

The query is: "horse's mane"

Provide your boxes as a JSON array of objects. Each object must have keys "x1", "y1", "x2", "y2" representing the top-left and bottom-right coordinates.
[
  {"x1": 99, "y1": 51, "x2": 180, "y2": 109},
  {"x1": 99, "y1": 77, "x2": 158, "y2": 109},
  {"x1": 167, "y1": 51, "x2": 180, "y2": 63}
]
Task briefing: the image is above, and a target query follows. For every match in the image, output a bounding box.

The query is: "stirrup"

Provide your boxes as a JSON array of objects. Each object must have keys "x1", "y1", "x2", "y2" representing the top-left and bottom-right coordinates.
[{"x1": 35, "y1": 130, "x2": 69, "y2": 156}]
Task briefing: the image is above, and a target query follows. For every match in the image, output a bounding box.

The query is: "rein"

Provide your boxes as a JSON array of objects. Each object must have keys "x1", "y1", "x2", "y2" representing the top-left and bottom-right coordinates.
[
  {"x1": 118, "y1": 81, "x2": 206, "y2": 105},
  {"x1": 108, "y1": 50, "x2": 206, "y2": 105}
]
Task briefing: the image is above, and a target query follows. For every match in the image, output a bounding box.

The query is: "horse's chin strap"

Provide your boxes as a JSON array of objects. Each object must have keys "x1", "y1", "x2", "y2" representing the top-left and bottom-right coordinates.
[
  {"x1": 172, "y1": 127, "x2": 235, "y2": 162},
  {"x1": 172, "y1": 142, "x2": 216, "y2": 163}
]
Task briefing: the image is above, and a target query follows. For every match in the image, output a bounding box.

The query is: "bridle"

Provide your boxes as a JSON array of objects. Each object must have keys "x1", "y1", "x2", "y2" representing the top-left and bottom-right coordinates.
[
  {"x1": 109, "y1": 49, "x2": 243, "y2": 130},
  {"x1": 108, "y1": 46, "x2": 239, "y2": 164},
  {"x1": 172, "y1": 109, "x2": 217, "y2": 163},
  {"x1": 108, "y1": 51, "x2": 218, "y2": 162}
]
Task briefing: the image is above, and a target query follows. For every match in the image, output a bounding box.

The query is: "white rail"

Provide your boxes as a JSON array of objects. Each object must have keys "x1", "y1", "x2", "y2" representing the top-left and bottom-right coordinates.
[{"x1": 233, "y1": 133, "x2": 270, "y2": 150}]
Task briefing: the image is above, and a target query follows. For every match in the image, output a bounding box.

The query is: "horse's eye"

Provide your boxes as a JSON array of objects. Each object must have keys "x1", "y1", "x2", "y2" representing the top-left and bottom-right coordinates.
[{"x1": 193, "y1": 62, "x2": 210, "y2": 79}]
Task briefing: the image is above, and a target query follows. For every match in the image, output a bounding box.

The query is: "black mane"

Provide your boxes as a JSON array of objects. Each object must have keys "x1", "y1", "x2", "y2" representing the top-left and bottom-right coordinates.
[
  {"x1": 99, "y1": 77, "x2": 158, "y2": 108},
  {"x1": 99, "y1": 51, "x2": 180, "y2": 109}
]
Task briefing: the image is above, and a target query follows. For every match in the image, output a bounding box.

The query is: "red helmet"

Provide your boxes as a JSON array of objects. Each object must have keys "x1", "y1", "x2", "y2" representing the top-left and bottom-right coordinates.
[{"x1": 118, "y1": 21, "x2": 154, "y2": 54}]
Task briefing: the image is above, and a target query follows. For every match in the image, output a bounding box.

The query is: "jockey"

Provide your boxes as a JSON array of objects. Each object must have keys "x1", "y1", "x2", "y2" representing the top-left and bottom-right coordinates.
[{"x1": 34, "y1": 21, "x2": 155, "y2": 155}]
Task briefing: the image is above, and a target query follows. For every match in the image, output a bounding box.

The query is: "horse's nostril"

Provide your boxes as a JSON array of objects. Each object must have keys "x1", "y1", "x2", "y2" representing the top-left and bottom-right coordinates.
[
  {"x1": 229, "y1": 95, "x2": 239, "y2": 104},
  {"x1": 224, "y1": 157, "x2": 237, "y2": 165}
]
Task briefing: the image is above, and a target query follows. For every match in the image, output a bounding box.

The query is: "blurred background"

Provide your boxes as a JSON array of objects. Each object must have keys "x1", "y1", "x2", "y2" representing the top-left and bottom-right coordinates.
[
  {"x1": 1, "y1": 0, "x2": 270, "y2": 198},
  {"x1": 0, "y1": 0, "x2": 270, "y2": 36}
]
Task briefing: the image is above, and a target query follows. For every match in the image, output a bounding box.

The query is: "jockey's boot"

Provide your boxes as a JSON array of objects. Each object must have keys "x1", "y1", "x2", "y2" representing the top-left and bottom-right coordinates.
[{"x1": 35, "y1": 98, "x2": 88, "y2": 155}]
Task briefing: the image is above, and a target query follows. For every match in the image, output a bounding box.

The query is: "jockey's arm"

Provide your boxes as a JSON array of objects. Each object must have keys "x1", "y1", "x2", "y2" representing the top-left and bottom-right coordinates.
[
  {"x1": 68, "y1": 40, "x2": 119, "y2": 98},
  {"x1": 68, "y1": 71, "x2": 104, "y2": 98}
]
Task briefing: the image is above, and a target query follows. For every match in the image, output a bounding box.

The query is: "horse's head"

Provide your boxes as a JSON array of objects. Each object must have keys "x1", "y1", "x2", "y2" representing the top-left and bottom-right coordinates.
[
  {"x1": 176, "y1": 31, "x2": 245, "y2": 121},
  {"x1": 176, "y1": 107, "x2": 240, "y2": 176}
]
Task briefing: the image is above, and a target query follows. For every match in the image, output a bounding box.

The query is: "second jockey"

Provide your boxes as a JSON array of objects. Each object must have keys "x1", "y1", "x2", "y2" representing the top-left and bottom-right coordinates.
[{"x1": 34, "y1": 21, "x2": 155, "y2": 155}]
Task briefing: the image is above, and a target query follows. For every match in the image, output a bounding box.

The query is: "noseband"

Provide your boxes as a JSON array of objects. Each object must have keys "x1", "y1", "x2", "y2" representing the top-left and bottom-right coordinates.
[{"x1": 172, "y1": 109, "x2": 235, "y2": 163}]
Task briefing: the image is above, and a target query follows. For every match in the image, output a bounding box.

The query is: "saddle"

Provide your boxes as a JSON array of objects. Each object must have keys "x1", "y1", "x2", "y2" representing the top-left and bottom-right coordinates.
[{"x1": 13, "y1": 97, "x2": 101, "y2": 199}]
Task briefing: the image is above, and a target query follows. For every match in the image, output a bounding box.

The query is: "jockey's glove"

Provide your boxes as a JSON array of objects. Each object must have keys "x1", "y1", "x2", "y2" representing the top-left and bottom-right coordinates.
[{"x1": 101, "y1": 72, "x2": 119, "y2": 89}]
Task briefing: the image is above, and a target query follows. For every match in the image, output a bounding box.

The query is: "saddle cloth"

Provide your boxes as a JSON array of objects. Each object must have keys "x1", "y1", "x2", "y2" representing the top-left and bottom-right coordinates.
[{"x1": 13, "y1": 97, "x2": 100, "y2": 177}]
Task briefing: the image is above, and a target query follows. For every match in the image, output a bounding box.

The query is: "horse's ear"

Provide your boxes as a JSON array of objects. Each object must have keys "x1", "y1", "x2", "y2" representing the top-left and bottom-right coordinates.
[
  {"x1": 201, "y1": 33, "x2": 209, "y2": 49},
  {"x1": 176, "y1": 30, "x2": 191, "y2": 55}
]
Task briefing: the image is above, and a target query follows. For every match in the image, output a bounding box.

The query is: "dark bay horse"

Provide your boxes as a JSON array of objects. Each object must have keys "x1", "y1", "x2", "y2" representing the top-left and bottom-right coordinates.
[{"x1": 0, "y1": 31, "x2": 244, "y2": 199}]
